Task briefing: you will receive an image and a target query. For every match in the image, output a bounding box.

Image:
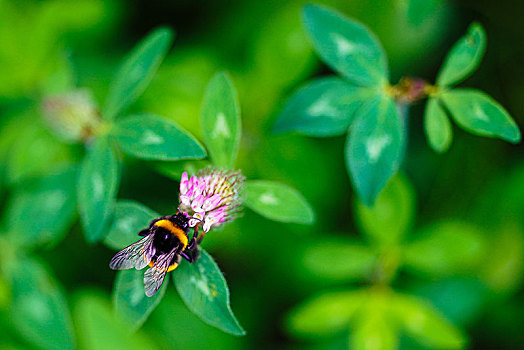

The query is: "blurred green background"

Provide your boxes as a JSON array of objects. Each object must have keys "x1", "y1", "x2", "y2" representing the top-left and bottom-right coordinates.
[{"x1": 0, "y1": 0, "x2": 523, "y2": 349}]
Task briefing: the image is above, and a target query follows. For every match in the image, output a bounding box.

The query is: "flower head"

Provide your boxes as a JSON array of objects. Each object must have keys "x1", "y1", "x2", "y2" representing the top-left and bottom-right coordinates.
[{"x1": 178, "y1": 168, "x2": 244, "y2": 232}]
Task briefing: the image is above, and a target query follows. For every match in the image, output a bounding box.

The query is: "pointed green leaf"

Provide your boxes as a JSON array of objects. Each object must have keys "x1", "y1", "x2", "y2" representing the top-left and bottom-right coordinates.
[
  {"x1": 436, "y1": 23, "x2": 486, "y2": 87},
  {"x1": 391, "y1": 293, "x2": 466, "y2": 349},
  {"x1": 6, "y1": 166, "x2": 78, "y2": 248},
  {"x1": 424, "y1": 98, "x2": 453, "y2": 153},
  {"x1": 113, "y1": 114, "x2": 206, "y2": 161},
  {"x1": 113, "y1": 269, "x2": 169, "y2": 331},
  {"x1": 355, "y1": 174, "x2": 414, "y2": 246},
  {"x1": 274, "y1": 77, "x2": 376, "y2": 136},
  {"x1": 302, "y1": 4, "x2": 388, "y2": 87},
  {"x1": 200, "y1": 71, "x2": 241, "y2": 168},
  {"x1": 103, "y1": 27, "x2": 174, "y2": 120},
  {"x1": 441, "y1": 89, "x2": 520, "y2": 143},
  {"x1": 173, "y1": 249, "x2": 245, "y2": 336},
  {"x1": 104, "y1": 200, "x2": 159, "y2": 250},
  {"x1": 6, "y1": 256, "x2": 75, "y2": 350},
  {"x1": 244, "y1": 180, "x2": 315, "y2": 224},
  {"x1": 404, "y1": 221, "x2": 487, "y2": 277},
  {"x1": 346, "y1": 95, "x2": 405, "y2": 206},
  {"x1": 78, "y1": 137, "x2": 119, "y2": 243},
  {"x1": 287, "y1": 290, "x2": 365, "y2": 338}
]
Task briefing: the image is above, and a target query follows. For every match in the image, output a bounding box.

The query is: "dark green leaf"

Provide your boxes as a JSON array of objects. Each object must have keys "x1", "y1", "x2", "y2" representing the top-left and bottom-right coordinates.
[
  {"x1": 355, "y1": 174, "x2": 414, "y2": 246},
  {"x1": 436, "y1": 23, "x2": 486, "y2": 87},
  {"x1": 244, "y1": 180, "x2": 315, "y2": 224},
  {"x1": 424, "y1": 98, "x2": 453, "y2": 153},
  {"x1": 302, "y1": 4, "x2": 388, "y2": 86},
  {"x1": 104, "y1": 200, "x2": 159, "y2": 250},
  {"x1": 346, "y1": 95, "x2": 405, "y2": 206},
  {"x1": 6, "y1": 166, "x2": 77, "y2": 248},
  {"x1": 287, "y1": 290, "x2": 365, "y2": 338},
  {"x1": 113, "y1": 269, "x2": 169, "y2": 331},
  {"x1": 103, "y1": 27, "x2": 174, "y2": 120},
  {"x1": 391, "y1": 293, "x2": 466, "y2": 349},
  {"x1": 78, "y1": 137, "x2": 119, "y2": 243},
  {"x1": 173, "y1": 249, "x2": 245, "y2": 336},
  {"x1": 273, "y1": 77, "x2": 376, "y2": 136},
  {"x1": 404, "y1": 221, "x2": 487, "y2": 277},
  {"x1": 6, "y1": 256, "x2": 75, "y2": 350},
  {"x1": 200, "y1": 71, "x2": 241, "y2": 168},
  {"x1": 441, "y1": 89, "x2": 520, "y2": 143},
  {"x1": 113, "y1": 113, "x2": 206, "y2": 161}
]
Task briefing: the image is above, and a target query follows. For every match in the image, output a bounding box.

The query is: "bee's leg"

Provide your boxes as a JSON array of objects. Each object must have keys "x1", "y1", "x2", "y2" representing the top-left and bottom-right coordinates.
[
  {"x1": 138, "y1": 229, "x2": 149, "y2": 237},
  {"x1": 180, "y1": 247, "x2": 199, "y2": 263}
]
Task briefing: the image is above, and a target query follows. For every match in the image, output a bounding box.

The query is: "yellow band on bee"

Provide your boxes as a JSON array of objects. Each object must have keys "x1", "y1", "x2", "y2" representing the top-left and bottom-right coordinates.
[
  {"x1": 148, "y1": 260, "x2": 179, "y2": 272},
  {"x1": 154, "y1": 219, "x2": 188, "y2": 249}
]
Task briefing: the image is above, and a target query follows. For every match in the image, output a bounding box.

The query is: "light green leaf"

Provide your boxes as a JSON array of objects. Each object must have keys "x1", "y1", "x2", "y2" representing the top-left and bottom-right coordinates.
[
  {"x1": 244, "y1": 180, "x2": 315, "y2": 224},
  {"x1": 200, "y1": 71, "x2": 241, "y2": 168},
  {"x1": 355, "y1": 174, "x2": 414, "y2": 246},
  {"x1": 424, "y1": 98, "x2": 453, "y2": 153},
  {"x1": 273, "y1": 77, "x2": 376, "y2": 136},
  {"x1": 6, "y1": 256, "x2": 75, "y2": 350},
  {"x1": 346, "y1": 95, "x2": 405, "y2": 206},
  {"x1": 302, "y1": 240, "x2": 376, "y2": 281},
  {"x1": 436, "y1": 23, "x2": 486, "y2": 87},
  {"x1": 104, "y1": 200, "x2": 159, "y2": 250},
  {"x1": 103, "y1": 27, "x2": 174, "y2": 120},
  {"x1": 391, "y1": 293, "x2": 466, "y2": 349},
  {"x1": 302, "y1": 4, "x2": 388, "y2": 87},
  {"x1": 441, "y1": 89, "x2": 520, "y2": 143},
  {"x1": 351, "y1": 297, "x2": 398, "y2": 350},
  {"x1": 74, "y1": 293, "x2": 157, "y2": 349},
  {"x1": 287, "y1": 290, "x2": 365, "y2": 338},
  {"x1": 113, "y1": 113, "x2": 206, "y2": 161},
  {"x1": 113, "y1": 269, "x2": 169, "y2": 331},
  {"x1": 173, "y1": 249, "x2": 245, "y2": 336},
  {"x1": 78, "y1": 137, "x2": 119, "y2": 243},
  {"x1": 154, "y1": 160, "x2": 211, "y2": 181},
  {"x1": 404, "y1": 221, "x2": 487, "y2": 277},
  {"x1": 6, "y1": 166, "x2": 77, "y2": 248}
]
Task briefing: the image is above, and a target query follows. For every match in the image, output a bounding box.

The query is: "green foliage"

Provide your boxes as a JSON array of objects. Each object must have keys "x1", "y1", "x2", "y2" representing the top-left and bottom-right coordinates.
[
  {"x1": 173, "y1": 249, "x2": 245, "y2": 336},
  {"x1": 77, "y1": 136, "x2": 119, "y2": 243},
  {"x1": 5, "y1": 166, "x2": 77, "y2": 248},
  {"x1": 103, "y1": 27, "x2": 174, "y2": 120},
  {"x1": 346, "y1": 95, "x2": 405, "y2": 205},
  {"x1": 200, "y1": 71, "x2": 241, "y2": 168},
  {"x1": 424, "y1": 98, "x2": 453, "y2": 153},
  {"x1": 436, "y1": 23, "x2": 486, "y2": 87},
  {"x1": 244, "y1": 180, "x2": 315, "y2": 224},
  {"x1": 302, "y1": 4, "x2": 388, "y2": 87},
  {"x1": 112, "y1": 113, "x2": 206, "y2": 160}
]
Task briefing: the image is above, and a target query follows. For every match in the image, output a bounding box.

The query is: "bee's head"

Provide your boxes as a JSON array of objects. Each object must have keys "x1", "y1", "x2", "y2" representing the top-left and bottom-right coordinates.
[{"x1": 173, "y1": 212, "x2": 190, "y2": 232}]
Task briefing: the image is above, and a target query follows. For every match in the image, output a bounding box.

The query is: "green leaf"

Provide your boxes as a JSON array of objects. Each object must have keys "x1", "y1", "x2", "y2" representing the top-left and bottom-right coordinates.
[
  {"x1": 436, "y1": 23, "x2": 486, "y2": 87},
  {"x1": 154, "y1": 160, "x2": 211, "y2": 181},
  {"x1": 103, "y1": 27, "x2": 174, "y2": 120},
  {"x1": 200, "y1": 71, "x2": 241, "y2": 168},
  {"x1": 273, "y1": 77, "x2": 376, "y2": 137},
  {"x1": 78, "y1": 137, "x2": 119, "y2": 243},
  {"x1": 6, "y1": 256, "x2": 75, "y2": 350},
  {"x1": 302, "y1": 4, "x2": 388, "y2": 87},
  {"x1": 287, "y1": 290, "x2": 365, "y2": 338},
  {"x1": 302, "y1": 240, "x2": 376, "y2": 281},
  {"x1": 346, "y1": 95, "x2": 405, "y2": 206},
  {"x1": 391, "y1": 293, "x2": 466, "y2": 349},
  {"x1": 355, "y1": 174, "x2": 414, "y2": 246},
  {"x1": 424, "y1": 98, "x2": 453, "y2": 153},
  {"x1": 6, "y1": 166, "x2": 78, "y2": 248},
  {"x1": 404, "y1": 221, "x2": 487, "y2": 277},
  {"x1": 244, "y1": 180, "x2": 315, "y2": 224},
  {"x1": 113, "y1": 269, "x2": 169, "y2": 331},
  {"x1": 173, "y1": 249, "x2": 245, "y2": 336},
  {"x1": 74, "y1": 293, "x2": 157, "y2": 349},
  {"x1": 440, "y1": 89, "x2": 520, "y2": 143},
  {"x1": 113, "y1": 113, "x2": 206, "y2": 161},
  {"x1": 104, "y1": 200, "x2": 159, "y2": 250}
]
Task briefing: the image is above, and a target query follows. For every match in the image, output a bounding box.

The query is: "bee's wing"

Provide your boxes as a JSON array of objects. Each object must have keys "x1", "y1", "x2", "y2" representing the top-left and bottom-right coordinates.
[
  {"x1": 109, "y1": 234, "x2": 156, "y2": 271},
  {"x1": 144, "y1": 248, "x2": 177, "y2": 297}
]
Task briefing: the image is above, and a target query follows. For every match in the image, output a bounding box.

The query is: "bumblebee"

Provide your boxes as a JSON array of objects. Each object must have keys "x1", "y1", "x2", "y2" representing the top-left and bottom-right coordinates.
[{"x1": 109, "y1": 212, "x2": 199, "y2": 297}]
